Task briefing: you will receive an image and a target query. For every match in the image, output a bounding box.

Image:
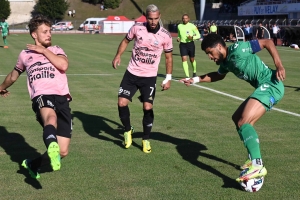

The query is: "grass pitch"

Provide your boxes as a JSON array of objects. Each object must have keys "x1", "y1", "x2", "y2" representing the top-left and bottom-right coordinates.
[{"x1": 0, "y1": 33, "x2": 300, "y2": 199}]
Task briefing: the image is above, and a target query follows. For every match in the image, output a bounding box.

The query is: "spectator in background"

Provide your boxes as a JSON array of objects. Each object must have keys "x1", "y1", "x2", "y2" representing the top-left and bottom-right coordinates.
[
  {"x1": 248, "y1": 24, "x2": 253, "y2": 40},
  {"x1": 203, "y1": 27, "x2": 209, "y2": 38},
  {"x1": 210, "y1": 22, "x2": 217, "y2": 34},
  {"x1": 207, "y1": 22, "x2": 211, "y2": 33},
  {"x1": 244, "y1": 24, "x2": 251, "y2": 41},
  {"x1": 72, "y1": 10, "x2": 75, "y2": 18},
  {"x1": 272, "y1": 23, "x2": 280, "y2": 46},
  {"x1": 256, "y1": 23, "x2": 264, "y2": 39},
  {"x1": 68, "y1": 10, "x2": 72, "y2": 17}
]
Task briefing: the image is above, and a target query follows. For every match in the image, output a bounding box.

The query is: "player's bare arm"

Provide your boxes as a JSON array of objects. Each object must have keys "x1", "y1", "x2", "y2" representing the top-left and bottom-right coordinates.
[
  {"x1": 0, "y1": 69, "x2": 21, "y2": 97},
  {"x1": 181, "y1": 71, "x2": 226, "y2": 86},
  {"x1": 258, "y1": 39, "x2": 285, "y2": 81},
  {"x1": 26, "y1": 44, "x2": 69, "y2": 72},
  {"x1": 112, "y1": 38, "x2": 130, "y2": 69},
  {"x1": 161, "y1": 52, "x2": 173, "y2": 90}
]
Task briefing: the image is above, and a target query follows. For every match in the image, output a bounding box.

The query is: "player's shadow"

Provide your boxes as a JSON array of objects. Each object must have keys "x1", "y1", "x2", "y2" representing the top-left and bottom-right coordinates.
[
  {"x1": 72, "y1": 111, "x2": 124, "y2": 147},
  {"x1": 150, "y1": 131, "x2": 241, "y2": 189},
  {"x1": 0, "y1": 126, "x2": 42, "y2": 189},
  {"x1": 284, "y1": 85, "x2": 300, "y2": 91}
]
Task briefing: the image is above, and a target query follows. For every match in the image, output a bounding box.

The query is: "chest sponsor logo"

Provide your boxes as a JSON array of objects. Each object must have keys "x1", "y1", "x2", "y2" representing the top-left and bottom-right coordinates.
[
  {"x1": 27, "y1": 62, "x2": 56, "y2": 84},
  {"x1": 134, "y1": 47, "x2": 158, "y2": 65}
]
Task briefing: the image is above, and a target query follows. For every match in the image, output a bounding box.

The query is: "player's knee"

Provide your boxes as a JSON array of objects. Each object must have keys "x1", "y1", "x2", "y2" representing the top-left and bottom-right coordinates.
[
  {"x1": 118, "y1": 98, "x2": 129, "y2": 107},
  {"x1": 60, "y1": 149, "x2": 69, "y2": 158},
  {"x1": 143, "y1": 104, "x2": 153, "y2": 110}
]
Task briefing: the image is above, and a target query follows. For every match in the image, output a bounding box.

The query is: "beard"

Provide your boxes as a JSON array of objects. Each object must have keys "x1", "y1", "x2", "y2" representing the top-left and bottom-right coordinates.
[
  {"x1": 41, "y1": 41, "x2": 51, "y2": 48},
  {"x1": 215, "y1": 51, "x2": 224, "y2": 65},
  {"x1": 38, "y1": 38, "x2": 51, "y2": 48}
]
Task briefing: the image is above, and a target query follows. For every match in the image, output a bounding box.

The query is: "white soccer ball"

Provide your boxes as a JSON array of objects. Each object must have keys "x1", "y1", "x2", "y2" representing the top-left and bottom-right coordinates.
[{"x1": 240, "y1": 177, "x2": 264, "y2": 192}]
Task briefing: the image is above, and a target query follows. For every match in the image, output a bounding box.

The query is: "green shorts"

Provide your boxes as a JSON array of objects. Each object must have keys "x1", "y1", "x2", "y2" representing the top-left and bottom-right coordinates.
[
  {"x1": 1, "y1": 32, "x2": 8, "y2": 37},
  {"x1": 250, "y1": 78, "x2": 284, "y2": 111}
]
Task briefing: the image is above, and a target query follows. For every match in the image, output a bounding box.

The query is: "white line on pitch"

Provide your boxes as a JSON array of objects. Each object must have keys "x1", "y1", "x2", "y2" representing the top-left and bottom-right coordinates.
[{"x1": 174, "y1": 79, "x2": 300, "y2": 117}]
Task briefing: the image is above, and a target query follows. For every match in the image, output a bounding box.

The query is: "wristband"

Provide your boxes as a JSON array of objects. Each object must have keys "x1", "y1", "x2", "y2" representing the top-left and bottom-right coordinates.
[
  {"x1": 165, "y1": 74, "x2": 172, "y2": 80},
  {"x1": 192, "y1": 76, "x2": 200, "y2": 83},
  {"x1": 162, "y1": 74, "x2": 172, "y2": 85}
]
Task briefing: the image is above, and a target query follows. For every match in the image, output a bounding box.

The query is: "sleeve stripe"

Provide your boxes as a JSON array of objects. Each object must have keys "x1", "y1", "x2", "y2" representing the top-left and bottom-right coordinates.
[
  {"x1": 164, "y1": 48, "x2": 173, "y2": 53},
  {"x1": 126, "y1": 35, "x2": 133, "y2": 41},
  {"x1": 14, "y1": 66, "x2": 24, "y2": 73}
]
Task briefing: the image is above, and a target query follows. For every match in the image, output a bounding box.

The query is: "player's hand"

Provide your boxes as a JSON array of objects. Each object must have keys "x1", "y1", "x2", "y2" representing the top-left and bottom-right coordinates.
[
  {"x1": 187, "y1": 35, "x2": 193, "y2": 40},
  {"x1": 0, "y1": 89, "x2": 10, "y2": 97},
  {"x1": 26, "y1": 44, "x2": 45, "y2": 54},
  {"x1": 276, "y1": 65, "x2": 285, "y2": 81},
  {"x1": 177, "y1": 38, "x2": 180, "y2": 42},
  {"x1": 161, "y1": 80, "x2": 171, "y2": 91},
  {"x1": 112, "y1": 56, "x2": 121, "y2": 69},
  {"x1": 180, "y1": 78, "x2": 194, "y2": 86}
]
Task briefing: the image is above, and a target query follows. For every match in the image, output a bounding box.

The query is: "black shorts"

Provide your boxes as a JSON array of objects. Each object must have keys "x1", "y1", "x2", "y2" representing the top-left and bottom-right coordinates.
[
  {"x1": 118, "y1": 70, "x2": 157, "y2": 104},
  {"x1": 32, "y1": 95, "x2": 72, "y2": 138},
  {"x1": 179, "y1": 41, "x2": 195, "y2": 57}
]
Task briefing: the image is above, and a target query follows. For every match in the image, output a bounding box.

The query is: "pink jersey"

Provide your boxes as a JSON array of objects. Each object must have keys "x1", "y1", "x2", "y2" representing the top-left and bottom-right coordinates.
[
  {"x1": 14, "y1": 46, "x2": 71, "y2": 100},
  {"x1": 126, "y1": 23, "x2": 173, "y2": 77}
]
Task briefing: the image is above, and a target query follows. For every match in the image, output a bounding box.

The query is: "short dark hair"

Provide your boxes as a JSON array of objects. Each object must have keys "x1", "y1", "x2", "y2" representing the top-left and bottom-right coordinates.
[
  {"x1": 182, "y1": 14, "x2": 189, "y2": 18},
  {"x1": 28, "y1": 15, "x2": 52, "y2": 34},
  {"x1": 201, "y1": 34, "x2": 226, "y2": 51}
]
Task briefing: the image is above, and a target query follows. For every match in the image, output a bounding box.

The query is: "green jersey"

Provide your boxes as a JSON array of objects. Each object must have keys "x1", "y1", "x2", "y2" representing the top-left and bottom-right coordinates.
[
  {"x1": 218, "y1": 41, "x2": 274, "y2": 88},
  {"x1": 177, "y1": 22, "x2": 200, "y2": 43},
  {"x1": 0, "y1": 21, "x2": 9, "y2": 33}
]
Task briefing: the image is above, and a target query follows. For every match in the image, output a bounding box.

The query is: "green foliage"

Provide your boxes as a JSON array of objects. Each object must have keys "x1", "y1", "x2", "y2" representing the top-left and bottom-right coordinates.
[
  {"x1": 104, "y1": 0, "x2": 120, "y2": 9},
  {"x1": 34, "y1": 0, "x2": 69, "y2": 21},
  {"x1": 0, "y1": 0, "x2": 11, "y2": 20}
]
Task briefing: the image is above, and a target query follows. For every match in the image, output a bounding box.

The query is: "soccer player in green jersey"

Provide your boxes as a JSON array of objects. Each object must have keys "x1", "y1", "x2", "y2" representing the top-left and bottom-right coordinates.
[
  {"x1": 0, "y1": 18, "x2": 9, "y2": 48},
  {"x1": 177, "y1": 14, "x2": 200, "y2": 78},
  {"x1": 181, "y1": 34, "x2": 285, "y2": 182}
]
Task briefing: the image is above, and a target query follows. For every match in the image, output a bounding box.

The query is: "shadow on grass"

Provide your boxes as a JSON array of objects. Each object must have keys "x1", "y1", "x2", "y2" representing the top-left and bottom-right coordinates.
[
  {"x1": 150, "y1": 131, "x2": 241, "y2": 190},
  {"x1": 284, "y1": 85, "x2": 300, "y2": 91},
  {"x1": 72, "y1": 111, "x2": 124, "y2": 148},
  {"x1": 0, "y1": 126, "x2": 42, "y2": 189},
  {"x1": 72, "y1": 111, "x2": 240, "y2": 189}
]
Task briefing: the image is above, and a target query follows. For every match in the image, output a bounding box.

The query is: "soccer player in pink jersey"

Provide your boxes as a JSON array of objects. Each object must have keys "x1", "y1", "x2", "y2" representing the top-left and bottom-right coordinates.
[
  {"x1": 0, "y1": 15, "x2": 72, "y2": 179},
  {"x1": 112, "y1": 4, "x2": 173, "y2": 153}
]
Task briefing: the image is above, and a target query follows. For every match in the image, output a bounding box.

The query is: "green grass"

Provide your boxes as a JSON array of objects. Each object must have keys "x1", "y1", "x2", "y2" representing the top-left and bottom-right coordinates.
[{"x1": 0, "y1": 33, "x2": 300, "y2": 199}]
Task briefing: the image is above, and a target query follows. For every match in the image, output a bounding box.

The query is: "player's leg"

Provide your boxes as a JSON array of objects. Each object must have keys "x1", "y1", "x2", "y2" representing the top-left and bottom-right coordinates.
[
  {"x1": 55, "y1": 96, "x2": 72, "y2": 159},
  {"x1": 188, "y1": 42, "x2": 197, "y2": 77},
  {"x1": 179, "y1": 43, "x2": 189, "y2": 78},
  {"x1": 118, "y1": 70, "x2": 138, "y2": 148},
  {"x1": 233, "y1": 97, "x2": 267, "y2": 181},
  {"x1": 22, "y1": 95, "x2": 60, "y2": 178},
  {"x1": 139, "y1": 76, "x2": 156, "y2": 153}
]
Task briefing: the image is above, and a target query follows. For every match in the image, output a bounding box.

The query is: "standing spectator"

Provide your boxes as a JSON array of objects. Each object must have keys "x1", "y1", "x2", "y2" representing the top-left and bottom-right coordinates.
[
  {"x1": 249, "y1": 24, "x2": 253, "y2": 40},
  {"x1": 203, "y1": 27, "x2": 209, "y2": 38},
  {"x1": 177, "y1": 14, "x2": 200, "y2": 78},
  {"x1": 207, "y1": 22, "x2": 211, "y2": 33},
  {"x1": 256, "y1": 23, "x2": 264, "y2": 39},
  {"x1": 68, "y1": 10, "x2": 72, "y2": 17},
  {"x1": 272, "y1": 23, "x2": 280, "y2": 46},
  {"x1": 0, "y1": 15, "x2": 72, "y2": 179},
  {"x1": 0, "y1": 18, "x2": 9, "y2": 48},
  {"x1": 244, "y1": 24, "x2": 251, "y2": 41},
  {"x1": 72, "y1": 10, "x2": 75, "y2": 18},
  {"x1": 210, "y1": 22, "x2": 218, "y2": 34},
  {"x1": 112, "y1": 4, "x2": 173, "y2": 153}
]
